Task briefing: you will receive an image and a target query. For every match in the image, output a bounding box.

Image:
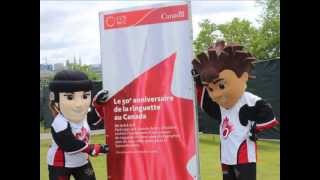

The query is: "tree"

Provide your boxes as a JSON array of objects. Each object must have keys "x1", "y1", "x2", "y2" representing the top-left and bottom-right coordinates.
[
  {"x1": 193, "y1": 18, "x2": 259, "y2": 56},
  {"x1": 192, "y1": 0, "x2": 280, "y2": 60},
  {"x1": 217, "y1": 18, "x2": 259, "y2": 53},
  {"x1": 66, "y1": 59, "x2": 70, "y2": 67},
  {"x1": 193, "y1": 19, "x2": 219, "y2": 55},
  {"x1": 253, "y1": 0, "x2": 280, "y2": 59},
  {"x1": 65, "y1": 59, "x2": 101, "y2": 81}
]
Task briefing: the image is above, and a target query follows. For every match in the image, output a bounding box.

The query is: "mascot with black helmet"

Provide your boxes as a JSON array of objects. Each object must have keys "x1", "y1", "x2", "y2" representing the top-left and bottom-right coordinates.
[{"x1": 47, "y1": 70, "x2": 109, "y2": 180}]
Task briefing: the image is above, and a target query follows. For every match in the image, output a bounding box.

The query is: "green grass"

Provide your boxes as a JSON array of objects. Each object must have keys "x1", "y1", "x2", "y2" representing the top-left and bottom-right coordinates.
[
  {"x1": 40, "y1": 134, "x2": 279, "y2": 180},
  {"x1": 198, "y1": 134, "x2": 280, "y2": 180},
  {"x1": 40, "y1": 121, "x2": 50, "y2": 133}
]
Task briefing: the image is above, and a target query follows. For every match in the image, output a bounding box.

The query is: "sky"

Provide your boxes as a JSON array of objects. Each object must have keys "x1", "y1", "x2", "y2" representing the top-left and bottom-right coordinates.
[{"x1": 40, "y1": 0, "x2": 263, "y2": 65}]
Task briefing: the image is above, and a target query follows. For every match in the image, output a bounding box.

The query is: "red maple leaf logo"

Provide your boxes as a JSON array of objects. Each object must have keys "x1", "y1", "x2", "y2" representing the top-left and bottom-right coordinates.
[
  {"x1": 75, "y1": 127, "x2": 89, "y2": 143},
  {"x1": 221, "y1": 117, "x2": 234, "y2": 138}
]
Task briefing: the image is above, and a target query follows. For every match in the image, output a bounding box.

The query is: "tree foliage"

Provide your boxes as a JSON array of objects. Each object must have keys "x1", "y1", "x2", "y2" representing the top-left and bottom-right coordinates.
[
  {"x1": 65, "y1": 59, "x2": 101, "y2": 81},
  {"x1": 193, "y1": 0, "x2": 280, "y2": 60}
]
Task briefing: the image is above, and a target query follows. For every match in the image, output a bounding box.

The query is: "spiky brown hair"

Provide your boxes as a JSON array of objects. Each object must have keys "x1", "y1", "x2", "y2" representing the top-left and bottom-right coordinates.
[{"x1": 192, "y1": 43, "x2": 256, "y2": 83}]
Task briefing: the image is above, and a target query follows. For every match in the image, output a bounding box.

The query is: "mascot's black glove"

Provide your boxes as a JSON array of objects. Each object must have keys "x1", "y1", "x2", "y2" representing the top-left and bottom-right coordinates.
[
  {"x1": 191, "y1": 59, "x2": 203, "y2": 86},
  {"x1": 85, "y1": 144, "x2": 109, "y2": 156},
  {"x1": 239, "y1": 104, "x2": 256, "y2": 126},
  {"x1": 239, "y1": 104, "x2": 258, "y2": 141},
  {"x1": 191, "y1": 68, "x2": 202, "y2": 85},
  {"x1": 95, "y1": 90, "x2": 109, "y2": 105},
  {"x1": 239, "y1": 100, "x2": 274, "y2": 126},
  {"x1": 239, "y1": 101, "x2": 274, "y2": 141},
  {"x1": 99, "y1": 144, "x2": 109, "y2": 153}
]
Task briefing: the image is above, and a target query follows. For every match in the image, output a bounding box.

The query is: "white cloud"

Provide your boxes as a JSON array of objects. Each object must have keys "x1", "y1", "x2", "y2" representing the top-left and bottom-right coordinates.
[{"x1": 40, "y1": 0, "x2": 263, "y2": 65}]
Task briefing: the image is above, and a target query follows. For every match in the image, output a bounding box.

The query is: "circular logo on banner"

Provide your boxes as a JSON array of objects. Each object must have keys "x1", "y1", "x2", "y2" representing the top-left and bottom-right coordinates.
[{"x1": 106, "y1": 16, "x2": 115, "y2": 27}]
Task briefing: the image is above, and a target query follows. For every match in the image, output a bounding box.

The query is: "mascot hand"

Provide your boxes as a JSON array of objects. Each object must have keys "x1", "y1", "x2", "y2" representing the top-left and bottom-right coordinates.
[
  {"x1": 240, "y1": 100, "x2": 275, "y2": 126},
  {"x1": 95, "y1": 90, "x2": 109, "y2": 105},
  {"x1": 239, "y1": 104, "x2": 255, "y2": 126},
  {"x1": 88, "y1": 144, "x2": 109, "y2": 156},
  {"x1": 191, "y1": 60, "x2": 202, "y2": 86},
  {"x1": 99, "y1": 144, "x2": 109, "y2": 154}
]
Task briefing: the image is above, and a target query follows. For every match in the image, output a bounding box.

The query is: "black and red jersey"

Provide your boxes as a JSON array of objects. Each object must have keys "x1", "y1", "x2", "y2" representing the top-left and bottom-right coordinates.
[{"x1": 47, "y1": 113, "x2": 91, "y2": 168}]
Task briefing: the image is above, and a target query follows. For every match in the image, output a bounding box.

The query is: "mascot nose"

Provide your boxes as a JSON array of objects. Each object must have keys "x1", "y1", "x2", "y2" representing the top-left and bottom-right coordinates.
[
  {"x1": 213, "y1": 91, "x2": 223, "y2": 99},
  {"x1": 74, "y1": 98, "x2": 84, "y2": 108}
]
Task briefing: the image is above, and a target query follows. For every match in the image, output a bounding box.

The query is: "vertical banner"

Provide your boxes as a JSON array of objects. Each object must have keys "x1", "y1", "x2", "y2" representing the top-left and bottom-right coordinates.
[{"x1": 99, "y1": 2, "x2": 198, "y2": 180}]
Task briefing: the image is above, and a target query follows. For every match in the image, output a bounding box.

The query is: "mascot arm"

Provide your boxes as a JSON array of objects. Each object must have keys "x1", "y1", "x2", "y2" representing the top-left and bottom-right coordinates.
[
  {"x1": 51, "y1": 123, "x2": 109, "y2": 156},
  {"x1": 253, "y1": 100, "x2": 279, "y2": 133},
  {"x1": 240, "y1": 99, "x2": 279, "y2": 132},
  {"x1": 199, "y1": 88, "x2": 221, "y2": 123},
  {"x1": 51, "y1": 123, "x2": 88, "y2": 154},
  {"x1": 92, "y1": 90, "x2": 109, "y2": 120}
]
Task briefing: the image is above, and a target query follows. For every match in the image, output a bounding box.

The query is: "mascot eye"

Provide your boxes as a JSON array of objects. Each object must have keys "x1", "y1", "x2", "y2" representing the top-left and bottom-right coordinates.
[
  {"x1": 83, "y1": 93, "x2": 91, "y2": 99},
  {"x1": 219, "y1": 84, "x2": 225, "y2": 90},
  {"x1": 67, "y1": 95, "x2": 73, "y2": 100},
  {"x1": 208, "y1": 87, "x2": 213, "y2": 92}
]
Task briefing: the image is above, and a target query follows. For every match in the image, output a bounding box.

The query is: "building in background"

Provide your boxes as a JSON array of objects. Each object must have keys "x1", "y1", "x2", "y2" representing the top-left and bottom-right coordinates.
[
  {"x1": 53, "y1": 63, "x2": 65, "y2": 72},
  {"x1": 40, "y1": 64, "x2": 53, "y2": 71}
]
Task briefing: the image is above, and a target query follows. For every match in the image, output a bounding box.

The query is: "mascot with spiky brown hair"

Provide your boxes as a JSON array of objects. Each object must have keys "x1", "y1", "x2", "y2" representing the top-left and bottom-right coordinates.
[{"x1": 192, "y1": 41, "x2": 279, "y2": 180}]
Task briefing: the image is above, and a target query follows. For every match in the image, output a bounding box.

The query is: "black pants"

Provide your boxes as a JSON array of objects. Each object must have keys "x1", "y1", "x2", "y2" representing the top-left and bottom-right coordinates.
[
  {"x1": 221, "y1": 163, "x2": 256, "y2": 180},
  {"x1": 48, "y1": 161, "x2": 96, "y2": 180}
]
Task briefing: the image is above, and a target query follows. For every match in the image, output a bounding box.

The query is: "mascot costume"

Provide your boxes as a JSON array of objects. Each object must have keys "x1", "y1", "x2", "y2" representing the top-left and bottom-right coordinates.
[
  {"x1": 47, "y1": 70, "x2": 109, "y2": 180},
  {"x1": 192, "y1": 42, "x2": 279, "y2": 180}
]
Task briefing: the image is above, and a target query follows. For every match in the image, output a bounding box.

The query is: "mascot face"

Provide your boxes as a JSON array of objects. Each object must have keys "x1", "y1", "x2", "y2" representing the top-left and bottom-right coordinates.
[
  {"x1": 58, "y1": 91, "x2": 91, "y2": 123},
  {"x1": 49, "y1": 70, "x2": 93, "y2": 123},
  {"x1": 192, "y1": 43, "x2": 255, "y2": 109},
  {"x1": 204, "y1": 69, "x2": 248, "y2": 109}
]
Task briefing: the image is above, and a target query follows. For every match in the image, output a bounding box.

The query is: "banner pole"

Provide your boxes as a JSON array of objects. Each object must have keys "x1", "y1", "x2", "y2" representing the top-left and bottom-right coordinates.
[{"x1": 186, "y1": 0, "x2": 201, "y2": 180}]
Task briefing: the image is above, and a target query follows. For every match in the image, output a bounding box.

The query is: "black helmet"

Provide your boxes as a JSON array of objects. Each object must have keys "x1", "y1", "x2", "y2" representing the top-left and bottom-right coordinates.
[{"x1": 49, "y1": 70, "x2": 92, "y2": 102}]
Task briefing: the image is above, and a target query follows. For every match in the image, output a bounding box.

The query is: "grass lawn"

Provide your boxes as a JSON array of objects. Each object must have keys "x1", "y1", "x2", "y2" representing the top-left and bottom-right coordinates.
[
  {"x1": 40, "y1": 134, "x2": 279, "y2": 180},
  {"x1": 197, "y1": 134, "x2": 280, "y2": 180},
  {"x1": 40, "y1": 121, "x2": 50, "y2": 133}
]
